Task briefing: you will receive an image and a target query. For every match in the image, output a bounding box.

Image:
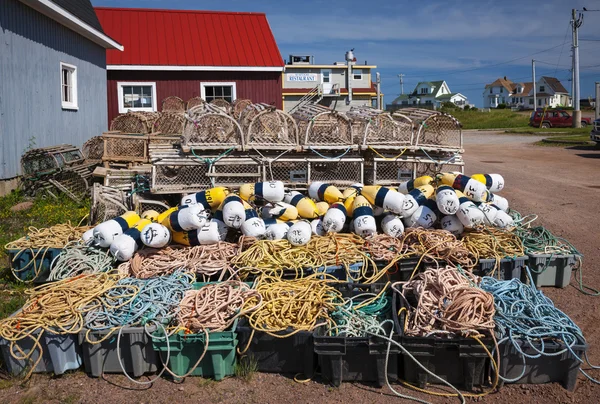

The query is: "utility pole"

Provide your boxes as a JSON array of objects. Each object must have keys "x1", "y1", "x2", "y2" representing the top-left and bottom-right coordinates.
[
  {"x1": 572, "y1": 8, "x2": 583, "y2": 128},
  {"x1": 532, "y1": 60, "x2": 536, "y2": 112},
  {"x1": 376, "y1": 72, "x2": 381, "y2": 109},
  {"x1": 398, "y1": 74, "x2": 405, "y2": 95}
]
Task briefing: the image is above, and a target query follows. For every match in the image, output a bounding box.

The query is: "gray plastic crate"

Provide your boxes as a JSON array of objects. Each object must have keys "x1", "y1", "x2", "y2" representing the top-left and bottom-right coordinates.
[
  {"x1": 0, "y1": 332, "x2": 81, "y2": 375},
  {"x1": 475, "y1": 256, "x2": 528, "y2": 281},
  {"x1": 79, "y1": 326, "x2": 159, "y2": 377},
  {"x1": 527, "y1": 253, "x2": 577, "y2": 288}
]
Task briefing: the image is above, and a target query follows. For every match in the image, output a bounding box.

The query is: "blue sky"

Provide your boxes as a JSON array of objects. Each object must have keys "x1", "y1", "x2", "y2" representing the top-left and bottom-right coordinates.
[{"x1": 93, "y1": 0, "x2": 600, "y2": 107}]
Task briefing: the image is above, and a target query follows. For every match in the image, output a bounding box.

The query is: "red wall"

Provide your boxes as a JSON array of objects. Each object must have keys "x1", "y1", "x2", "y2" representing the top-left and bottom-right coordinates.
[{"x1": 107, "y1": 70, "x2": 282, "y2": 124}]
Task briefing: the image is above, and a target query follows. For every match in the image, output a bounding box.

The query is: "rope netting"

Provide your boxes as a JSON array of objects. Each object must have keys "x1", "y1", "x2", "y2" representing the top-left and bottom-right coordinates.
[
  {"x1": 161, "y1": 96, "x2": 185, "y2": 112},
  {"x1": 152, "y1": 112, "x2": 185, "y2": 135}
]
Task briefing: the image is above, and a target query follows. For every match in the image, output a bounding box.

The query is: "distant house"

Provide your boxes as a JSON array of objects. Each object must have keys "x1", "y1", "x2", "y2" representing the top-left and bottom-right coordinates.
[
  {"x1": 0, "y1": 0, "x2": 122, "y2": 187},
  {"x1": 389, "y1": 81, "x2": 468, "y2": 109},
  {"x1": 483, "y1": 76, "x2": 571, "y2": 109},
  {"x1": 95, "y1": 7, "x2": 285, "y2": 124}
]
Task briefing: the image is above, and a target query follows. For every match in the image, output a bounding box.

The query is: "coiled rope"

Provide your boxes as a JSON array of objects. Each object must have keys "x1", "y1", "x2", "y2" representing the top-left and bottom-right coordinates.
[
  {"x1": 402, "y1": 228, "x2": 476, "y2": 270},
  {"x1": 117, "y1": 243, "x2": 238, "y2": 280},
  {"x1": 461, "y1": 228, "x2": 524, "y2": 276},
  {"x1": 48, "y1": 243, "x2": 115, "y2": 281}
]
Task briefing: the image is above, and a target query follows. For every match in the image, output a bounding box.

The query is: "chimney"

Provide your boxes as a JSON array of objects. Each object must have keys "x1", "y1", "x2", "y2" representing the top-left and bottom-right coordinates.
[{"x1": 504, "y1": 76, "x2": 507, "y2": 80}]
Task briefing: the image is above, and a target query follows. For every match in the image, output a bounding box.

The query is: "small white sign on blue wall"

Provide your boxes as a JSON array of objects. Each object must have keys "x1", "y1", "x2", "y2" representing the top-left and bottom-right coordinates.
[{"x1": 287, "y1": 73, "x2": 318, "y2": 82}]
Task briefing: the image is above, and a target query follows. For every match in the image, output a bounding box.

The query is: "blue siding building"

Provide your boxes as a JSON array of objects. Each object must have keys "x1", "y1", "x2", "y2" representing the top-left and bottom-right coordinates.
[{"x1": 0, "y1": 0, "x2": 122, "y2": 187}]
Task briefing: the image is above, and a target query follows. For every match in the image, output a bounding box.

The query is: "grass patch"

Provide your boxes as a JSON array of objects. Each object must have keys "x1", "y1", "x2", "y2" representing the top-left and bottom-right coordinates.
[
  {"x1": 235, "y1": 355, "x2": 258, "y2": 382},
  {"x1": 197, "y1": 377, "x2": 216, "y2": 388},
  {"x1": 0, "y1": 379, "x2": 13, "y2": 389},
  {"x1": 60, "y1": 393, "x2": 81, "y2": 404},
  {"x1": 504, "y1": 127, "x2": 591, "y2": 135},
  {"x1": 534, "y1": 135, "x2": 596, "y2": 147},
  {"x1": 440, "y1": 108, "x2": 530, "y2": 129}
]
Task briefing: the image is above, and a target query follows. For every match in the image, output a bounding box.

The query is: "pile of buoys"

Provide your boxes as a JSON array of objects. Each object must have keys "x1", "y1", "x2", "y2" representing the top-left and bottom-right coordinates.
[{"x1": 84, "y1": 174, "x2": 514, "y2": 261}]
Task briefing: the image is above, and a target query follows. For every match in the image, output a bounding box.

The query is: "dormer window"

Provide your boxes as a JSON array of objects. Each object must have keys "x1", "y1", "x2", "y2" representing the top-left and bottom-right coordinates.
[
  {"x1": 539, "y1": 86, "x2": 545, "y2": 92},
  {"x1": 420, "y1": 88, "x2": 428, "y2": 94},
  {"x1": 500, "y1": 87, "x2": 503, "y2": 93}
]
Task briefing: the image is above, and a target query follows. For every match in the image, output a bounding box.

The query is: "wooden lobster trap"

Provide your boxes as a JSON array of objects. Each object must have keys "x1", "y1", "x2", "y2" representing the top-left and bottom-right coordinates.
[
  {"x1": 292, "y1": 103, "x2": 354, "y2": 151},
  {"x1": 308, "y1": 157, "x2": 364, "y2": 187},
  {"x1": 102, "y1": 131, "x2": 149, "y2": 165},
  {"x1": 261, "y1": 156, "x2": 310, "y2": 190},
  {"x1": 151, "y1": 112, "x2": 185, "y2": 135},
  {"x1": 181, "y1": 104, "x2": 244, "y2": 152},
  {"x1": 161, "y1": 96, "x2": 185, "y2": 113},
  {"x1": 21, "y1": 144, "x2": 84, "y2": 177},
  {"x1": 90, "y1": 183, "x2": 129, "y2": 225},
  {"x1": 241, "y1": 103, "x2": 299, "y2": 151},
  {"x1": 347, "y1": 106, "x2": 413, "y2": 150},
  {"x1": 363, "y1": 157, "x2": 417, "y2": 186},
  {"x1": 186, "y1": 96, "x2": 205, "y2": 111},
  {"x1": 395, "y1": 108, "x2": 463, "y2": 153},
  {"x1": 232, "y1": 99, "x2": 252, "y2": 120},
  {"x1": 99, "y1": 166, "x2": 152, "y2": 191},
  {"x1": 209, "y1": 98, "x2": 232, "y2": 115},
  {"x1": 110, "y1": 111, "x2": 159, "y2": 134},
  {"x1": 132, "y1": 193, "x2": 171, "y2": 216}
]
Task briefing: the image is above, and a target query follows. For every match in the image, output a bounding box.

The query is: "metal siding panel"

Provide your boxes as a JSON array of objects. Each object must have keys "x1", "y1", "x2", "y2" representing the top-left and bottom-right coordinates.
[
  {"x1": 0, "y1": 0, "x2": 108, "y2": 179},
  {"x1": 204, "y1": 14, "x2": 221, "y2": 66}
]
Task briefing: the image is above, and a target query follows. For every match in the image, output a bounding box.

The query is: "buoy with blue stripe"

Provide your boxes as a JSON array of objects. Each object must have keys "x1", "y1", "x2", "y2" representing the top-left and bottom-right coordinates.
[
  {"x1": 241, "y1": 209, "x2": 266, "y2": 238},
  {"x1": 440, "y1": 215, "x2": 464, "y2": 236},
  {"x1": 401, "y1": 184, "x2": 435, "y2": 218},
  {"x1": 239, "y1": 181, "x2": 285, "y2": 204},
  {"x1": 140, "y1": 223, "x2": 171, "y2": 248},
  {"x1": 287, "y1": 221, "x2": 312, "y2": 246},
  {"x1": 455, "y1": 191, "x2": 485, "y2": 228},
  {"x1": 266, "y1": 202, "x2": 299, "y2": 221},
  {"x1": 180, "y1": 187, "x2": 229, "y2": 209},
  {"x1": 405, "y1": 199, "x2": 439, "y2": 229},
  {"x1": 283, "y1": 191, "x2": 319, "y2": 219},
  {"x1": 435, "y1": 185, "x2": 460, "y2": 215},
  {"x1": 484, "y1": 192, "x2": 509, "y2": 212},
  {"x1": 472, "y1": 174, "x2": 504, "y2": 193},
  {"x1": 161, "y1": 204, "x2": 210, "y2": 233},
  {"x1": 109, "y1": 219, "x2": 151, "y2": 261},
  {"x1": 361, "y1": 186, "x2": 406, "y2": 215},
  {"x1": 352, "y1": 196, "x2": 377, "y2": 238},
  {"x1": 141, "y1": 210, "x2": 160, "y2": 222},
  {"x1": 381, "y1": 213, "x2": 405, "y2": 237},
  {"x1": 322, "y1": 202, "x2": 347, "y2": 233},
  {"x1": 220, "y1": 195, "x2": 247, "y2": 229},
  {"x1": 308, "y1": 181, "x2": 344, "y2": 204},
  {"x1": 342, "y1": 184, "x2": 362, "y2": 217},
  {"x1": 438, "y1": 173, "x2": 487, "y2": 202},
  {"x1": 476, "y1": 203, "x2": 513, "y2": 228},
  {"x1": 311, "y1": 218, "x2": 326, "y2": 236},
  {"x1": 265, "y1": 221, "x2": 293, "y2": 240},
  {"x1": 93, "y1": 211, "x2": 141, "y2": 248},
  {"x1": 156, "y1": 207, "x2": 177, "y2": 224},
  {"x1": 172, "y1": 219, "x2": 228, "y2": 246},
  {"x1": 398, "y1": 176, "x2": 433, "y2": 194}
]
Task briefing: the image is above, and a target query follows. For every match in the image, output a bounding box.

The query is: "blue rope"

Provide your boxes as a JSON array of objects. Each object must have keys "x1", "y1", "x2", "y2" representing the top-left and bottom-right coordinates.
[
  {"x1": 308, "y1": 147, "x2": 351, "y2": 160},
  {"x1": 480, "y1": 268, "x2": 600, "y2": 384}
]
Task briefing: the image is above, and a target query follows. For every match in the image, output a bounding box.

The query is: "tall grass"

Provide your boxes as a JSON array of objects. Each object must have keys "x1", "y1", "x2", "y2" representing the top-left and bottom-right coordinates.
[{"x1": 442, "y1": 109, "x2": 530, "y2": 129}]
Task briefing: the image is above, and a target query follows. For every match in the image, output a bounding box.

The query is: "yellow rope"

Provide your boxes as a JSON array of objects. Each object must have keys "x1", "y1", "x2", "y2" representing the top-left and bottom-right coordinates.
[{"x1": 368, "y1": 146, "x2": 407, "y2": 160}]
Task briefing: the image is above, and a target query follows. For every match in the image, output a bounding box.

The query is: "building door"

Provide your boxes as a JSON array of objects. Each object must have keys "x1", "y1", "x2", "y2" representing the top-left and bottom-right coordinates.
[{"x1": 321, "y1": 69, "x2": 332, "y2": 94}]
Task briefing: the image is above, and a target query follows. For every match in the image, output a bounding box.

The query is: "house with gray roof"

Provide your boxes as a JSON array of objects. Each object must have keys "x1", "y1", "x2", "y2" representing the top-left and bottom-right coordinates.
[
  {"x1": 484, "y1": 76, "x2": 571, "y2": 109},
  {"x1": 389, "y1": 80, "x2": 468, "y2": 110}
]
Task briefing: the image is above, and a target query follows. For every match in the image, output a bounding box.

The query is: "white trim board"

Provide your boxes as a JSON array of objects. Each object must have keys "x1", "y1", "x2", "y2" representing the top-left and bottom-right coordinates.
[
  {"x1": 107, "y1": 65, "x2": 284, "y2": 72},
  {"x1": 201, "y1": 82, "x2": 237, "y2": 101},
  {"x1": 19, "y1": 0, "x2": 123, "y2": 50},
  {"x1": 117, "y1": 82, "x2": 157, "y2": 113}
]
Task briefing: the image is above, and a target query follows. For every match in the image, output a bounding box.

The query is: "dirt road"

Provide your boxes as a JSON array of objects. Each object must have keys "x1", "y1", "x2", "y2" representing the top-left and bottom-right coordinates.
[{"x1": 2, "y1": 132, "x2": 599, "y2": 404}]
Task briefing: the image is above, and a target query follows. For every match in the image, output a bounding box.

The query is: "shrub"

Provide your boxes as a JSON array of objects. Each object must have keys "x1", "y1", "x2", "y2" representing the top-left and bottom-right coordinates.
[
  {"x1": 497, "y1": 103, "x2": 507, "y2": 109},
  {"x1": 463, "y1": 105, "x2": 471, "y2": 111}
]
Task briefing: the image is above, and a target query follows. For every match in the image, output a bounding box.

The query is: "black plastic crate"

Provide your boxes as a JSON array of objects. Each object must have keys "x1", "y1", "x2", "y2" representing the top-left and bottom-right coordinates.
[
  {"x1": 527, "y1": 253, "x2": 577, "y2": 288},
  {"x1": 378, "y1": 257, "x2": 426, "y2": 282},
  {"x1": 314, "y1": 283, "x2": 398, "y2": 387},
  {"x1": 236, "y1": 318, "x2": 315, "y2": 377},
  {"x1": 473, "y1": 256, "x2": 527, "y2": 281},
  {"x1": 497, "y1": 337, "x2": 587, "y2": 391},
  {"x1": 392, "y1": 291, "x2": 495, "y2": 391}
]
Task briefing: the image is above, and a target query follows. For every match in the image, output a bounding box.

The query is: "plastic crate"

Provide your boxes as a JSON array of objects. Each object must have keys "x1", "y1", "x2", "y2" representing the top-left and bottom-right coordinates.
[
  {"x1": 314, "y1": 283, "x2": 398, "y2": 387},
  {"x1": 79, "y1": 326, "x2": 159, "y2": 377},
  {"x1": 310, "y1": 262, "x2": 363, "y2": 282},
  {"x1": 236, "y1": 318, "x2": 315, "y2": 377},
  {"x1": 527, "y1": 253, "x2": 577, "y2": 288},
  {"x1": 7, "y1": 248, "x2": 62, "y2": 283},
  {"x1": 474, "y1": 256, "x2": 527, "y2": 281},
  {"x1": 497, "y1": 337, "x2": 587, "y2": 391},
  {"x1": 379, "y1": 256, "x2": 433, "y2": 282},
  {"x1": 392, "y1": 291, "x2": 494, "y2": 391},
  {"x1": 0, "y1": 331, "x2": 81, "y2": 376},
  {"x1": 153, "y1": 322, "x2": 237, "y2": 380}
]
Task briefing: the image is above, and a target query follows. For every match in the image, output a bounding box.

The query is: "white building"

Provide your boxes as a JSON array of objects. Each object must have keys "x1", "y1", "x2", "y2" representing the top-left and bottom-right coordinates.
[
  {"x1": 390, "y1": 81, "x2": 468, "y2": 109},
  {"x1": 483, "y1": 76, "x2": 571, "y2": 109}
]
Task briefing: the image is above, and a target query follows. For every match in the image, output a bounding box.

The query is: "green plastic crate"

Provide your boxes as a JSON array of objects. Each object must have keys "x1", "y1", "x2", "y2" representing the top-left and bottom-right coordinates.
[{"x1": 153, "y1": 320, "x2": 238, "y2": 380}]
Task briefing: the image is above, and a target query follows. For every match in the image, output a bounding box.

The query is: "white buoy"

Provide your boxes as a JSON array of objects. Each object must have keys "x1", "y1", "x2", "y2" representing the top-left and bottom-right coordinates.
[
  {"x1": 311, "y1": 218, "x2": 326, "y2": 236},
  {"x1": 140, "y1": 223, "x2": 171, "y2": 248},
  {"x1": 322, "y1": 202, "x2": 347, "y2": 233},
  {"x1": 406, "y1": 199, "x2": 438, "y2": 229},
  {"x1": 436, "y1": 185, "x2": 460, "y2": 215},
  {"x1": 381, "y1": 213, "x2": 405, "y2": 237},
  {"x1": 93, "y1": 211, "x2": 140, "y2": 248},
  {"x1": 352, "y1": 196, "x2": 377, "y2": 238},
  {"x1": 180, "y1": 187, "x2": 229, "y2": 209},
  {"x1": 401, "y1": 185, "x2": 435, "y2": 218},
  {"x1": 109, "y1": 219, "x2": 151, "y2": 261},
  {"x1": 494, "y1": 210, "x2": 514, "y2": 228},
  {"x1": 265, "y1": 222, "x2": 292, "y2": 240},
  {"x1": 267, "y1": 202, "x2": 299, "y2": 221},
  {"x1": 490, "y1": 193, "x2": 509, "y2": 212},
  {"x1": 162, "y1": 204, "x2": 210, "y2": 232},
  {"x1": 455, "y1": 192, "x2": 485, "y2": 228},
  {"x1": 476, "y1": 203, "x2": 499, "y2": 226},
  {"x1": 287, "y1": 221, "x2": 312, "y2": 246},
  {"x1": 472, "y1": 174, "x2": 505, "y2": 193},
  {"x1": 398, "y1": 176, "x2": 433, "y2": 194},
  {"x1": 220, "y1": 195, "x2": 247, "y2": 229},
  {"x1": 82, "y1": 228, "x2": 95, "y2": 245},
  {"x1": 440, "y1": 215, "x2": 464, "y2": 236},
  {"x1": 439, "y1": 173, "x2": 487, "y2": 202},
  {"x1": 239, "y1": 181, "x2": 285, "y2": 203},
  {"x1": 241, "y1": 216, "x2": 266, "y2": 238},
  {"x1": 308, "y1": 181, "x2": 343, "y2": 204},
  {"x1": 361, "y1": 186, "x2": 406, "y2": 215},
  {"x1": 172, "y1": 219, "x2": 228, "y2": 246}
]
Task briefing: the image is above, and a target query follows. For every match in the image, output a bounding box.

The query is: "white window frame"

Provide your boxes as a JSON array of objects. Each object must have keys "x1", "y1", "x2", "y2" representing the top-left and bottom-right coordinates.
[
  {"x1": 321, "y1": 69, "x2": 331, "y2": 84},
  {"x1": 352, "y1": 69, "x2": 363, "y2": 80},
  {"x1": 200, "y1": 82, "x2": 237, "y2": 103},
  {"x1": 60, "y1": 62, "x2": 78, "y2": 110},
  {"x1": 117, "y1": 82, "x2": 157, "y2": 113},
  {"x1": 539, "y1": 86, "x2": 545, "y2": 92}
]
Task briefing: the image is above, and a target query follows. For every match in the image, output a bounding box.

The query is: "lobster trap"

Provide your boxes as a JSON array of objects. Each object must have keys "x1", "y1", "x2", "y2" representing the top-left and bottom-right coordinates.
[
  {"x1": 102, "y1": 132, "x2": 149, "y2": 164},
  {"x1": 21, "y1": 145, "x2": 84, "y2": 177},
  {"x1": 363, "y1": 157, "x2": 416, "y2": 186},
  {"x1": 82, "y1": 136, "x2": 104, "y2": 162},
  {"x1": 110, "y1": 111, "x2": 159, "y2": 134},
  {"x1": 161, "y1": 96, "x2": 185, "y2": 113},
  {"x1": 152, "y1": 112, "x2": 185, "y2": 135},
  {"x1": 292, "y1": 104, "x2": 354, "y2": 150},
  {"x1": 308, "y1": 158, "x2": 364, "y2": 187},
  {"x1": 132, "y1": 194, "x2": 171, "y2": 216},
  {"x1": 181, "y1": 105, "x2": 244, "y2": 152},
  {"x1": 90, "y1": 183, "x2": 130, "y2": 225},
  {"x1": 414, "y1": 157, "x2": 465, "y2": 178},
  {"x1": 102, "y1": 167, "x2": 152, "y2": 191},
  {"x1": 347, "y1": 107, "x2": 413, "y2": 150},
  {"x1": 209, "y1": 98, "x2": 232, "y2": 115},
  {"x1": 396, "y1": 108, "x2": 463, "y2": 152},
  {"x1": 232, "y1": 99, "x2": 253, "y2": 120},
  {"x1": 241, "y1": 103, "x2": 299, "y2": 150},
  {"x1": 186, "y1": 96, "x2": 205, "y2": 111},
  {"x1": 262, "y1": 157, "x2": 310, "y2": 189}
]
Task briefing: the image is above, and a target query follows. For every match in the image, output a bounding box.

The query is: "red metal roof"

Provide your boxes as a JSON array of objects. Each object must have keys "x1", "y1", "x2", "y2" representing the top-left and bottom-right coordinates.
[{"x1": 95, "y1": 7, "x2": 283, "y2": 68}]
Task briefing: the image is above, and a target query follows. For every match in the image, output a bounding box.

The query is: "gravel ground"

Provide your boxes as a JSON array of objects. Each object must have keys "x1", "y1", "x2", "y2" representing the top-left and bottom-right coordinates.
[{"x1": 1, "y1": 131, "x2": 599, "y2": 403}]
